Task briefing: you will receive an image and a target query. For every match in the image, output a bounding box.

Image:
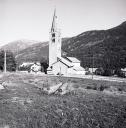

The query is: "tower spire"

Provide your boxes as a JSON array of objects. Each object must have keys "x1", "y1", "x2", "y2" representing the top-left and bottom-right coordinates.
[
  {"x1": 48, "y1": 8, "x2": 61, "y2": 67},
  {"x1": 51, "y1": 8, "x2": 57, "y2": 32}
]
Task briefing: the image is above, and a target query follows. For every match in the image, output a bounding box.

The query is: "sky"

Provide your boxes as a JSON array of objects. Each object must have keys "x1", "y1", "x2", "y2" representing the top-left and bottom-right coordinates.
[{"x1": 0, "y1": 0, "x2": 126, "y2": 46}]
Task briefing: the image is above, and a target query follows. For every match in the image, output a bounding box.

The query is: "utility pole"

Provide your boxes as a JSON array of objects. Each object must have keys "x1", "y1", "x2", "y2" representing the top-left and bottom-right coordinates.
[
  {"x1": 92, "y1": 53, "x2": 94, "y2": 79},
  {"x1": 91, "y1": 47, "x2": 94, "y2": 80},
  {"x1": 4, "y1": 50, "x2": 7, "y2": 73}
]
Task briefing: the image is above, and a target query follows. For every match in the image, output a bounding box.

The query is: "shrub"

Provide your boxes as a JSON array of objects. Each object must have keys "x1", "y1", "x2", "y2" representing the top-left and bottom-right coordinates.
[
  {"x1": 99, "y1": 84, "x2": 108, "y2": 91},
  {"x1": 94, "y1": 68, "x2": 104, "y2": 75},
  {"x1": 103, "y1": 69, "x2": 114, "y2": 76},
  {"x1": 85, "y1": 71, "x2": 91, "y2": 75},
  {"x1": 115, "y1": 69, "x2": 126, "y2": 78},
  {"x1": 86, "y1": 85, "x2": 97, "y2": 90},
  {"x1": 118, "y1": 88, "x2": 123, "y2": 91}
]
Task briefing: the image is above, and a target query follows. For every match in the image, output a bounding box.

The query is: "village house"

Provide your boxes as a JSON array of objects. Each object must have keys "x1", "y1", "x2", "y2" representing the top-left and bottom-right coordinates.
[
  {"x1": 19, "y1": 62, "x2": 34, "y2": 68},
  {"x1": 30, "y1": 62, "x2": 42, "y2": 73},
  {"x1": 19, "y1": 61, "x2": 44, "y2": 73}
]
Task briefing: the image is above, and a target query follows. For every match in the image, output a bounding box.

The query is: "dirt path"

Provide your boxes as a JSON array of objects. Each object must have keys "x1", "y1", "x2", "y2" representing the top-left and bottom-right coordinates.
[{"x1": 65, "y1": 74, "x2": 126, "y2": 82}]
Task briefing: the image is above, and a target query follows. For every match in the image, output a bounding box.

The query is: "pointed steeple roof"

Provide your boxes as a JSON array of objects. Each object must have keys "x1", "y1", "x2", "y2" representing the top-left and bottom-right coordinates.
[{"x1": 51, "y1": 8, "x2": 57, "y2": 32}]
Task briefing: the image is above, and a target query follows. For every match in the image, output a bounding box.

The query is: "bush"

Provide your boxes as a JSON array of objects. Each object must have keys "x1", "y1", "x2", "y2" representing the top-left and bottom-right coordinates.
[
  {"x1": 99, "y1": 84, "x2": 108, "y2": 91},
  {"x1": 103, "y1": 69, "x2": 114, "y2": 76},
  {"x1": 86, "y1": 85, "x2": 97, "y2": 90},
  {"x1": 95, "y1": 68, "x2": 114, "y2": 76},
  {"x1": 94, "y1": 68, "x2": 104, "y2": 75},
  {"x1": 115, "y1": 69, "x2": 126, "y2": 78},
  {"x1": 85, "y1": 71, "x2": 91, "y2": 75}
]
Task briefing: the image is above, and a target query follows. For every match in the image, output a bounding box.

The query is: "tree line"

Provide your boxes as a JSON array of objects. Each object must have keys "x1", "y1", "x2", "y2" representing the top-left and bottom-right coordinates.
[{"x1": 0, "y1": 50, "x2": 16, "y2": 72}]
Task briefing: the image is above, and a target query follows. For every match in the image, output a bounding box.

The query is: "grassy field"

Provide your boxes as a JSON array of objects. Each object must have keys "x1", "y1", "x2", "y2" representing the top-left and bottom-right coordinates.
[{"x1": 0, "y1": 72, "x2": 126, "y2": 128}]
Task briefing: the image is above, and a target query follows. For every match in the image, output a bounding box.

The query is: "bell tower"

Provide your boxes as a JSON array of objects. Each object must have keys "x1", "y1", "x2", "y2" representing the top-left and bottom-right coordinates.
[{"x1": 49, "y1": 9, "x2": 61, "y2": 67}]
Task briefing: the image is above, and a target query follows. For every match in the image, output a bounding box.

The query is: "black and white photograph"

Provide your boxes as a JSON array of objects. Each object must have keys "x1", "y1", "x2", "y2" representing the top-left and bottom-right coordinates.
[{"x1": 0, "y1": 0, "x2": 126, "y2": 127}]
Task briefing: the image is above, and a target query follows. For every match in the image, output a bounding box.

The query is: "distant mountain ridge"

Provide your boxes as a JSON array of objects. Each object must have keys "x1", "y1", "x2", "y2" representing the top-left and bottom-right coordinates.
[
  {"x1": 1, "y1": 21, "x2": 126, "y2": 68},
  {"x1": 0, "y1": 39, "x2": 43, "y2": 54}
]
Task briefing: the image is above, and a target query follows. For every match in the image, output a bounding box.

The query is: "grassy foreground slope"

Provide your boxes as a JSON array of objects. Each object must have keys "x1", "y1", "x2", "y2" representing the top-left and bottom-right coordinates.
[{"x1": 0, "y1": 73, "x2": 126, "y2": 128}]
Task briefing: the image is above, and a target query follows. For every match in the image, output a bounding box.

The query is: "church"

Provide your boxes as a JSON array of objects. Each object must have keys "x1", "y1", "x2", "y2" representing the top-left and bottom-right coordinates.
[{"x1": 47, "y1": 9, "x2": 86, "y2": 75}]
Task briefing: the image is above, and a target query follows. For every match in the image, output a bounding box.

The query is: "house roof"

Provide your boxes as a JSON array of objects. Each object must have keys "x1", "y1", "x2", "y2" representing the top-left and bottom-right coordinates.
[
  {"x1": 34, "y1": 62, "x2": 41, "y2": 66},
  {"x1": 20, "y1": 62, "x2": 34, "y2": 67},
  {"x1": 60, "y1": 57, "x2": 73, "y2": 67},
  {"x1": 121, "y1": 68, "x2": 126, "y2": 72},
  {"x1": 66, "y1": 57, "x2": 80, "y2": 63},
  {"x1": 52, "y1": 57, "x2": 73, "y2": 67}
]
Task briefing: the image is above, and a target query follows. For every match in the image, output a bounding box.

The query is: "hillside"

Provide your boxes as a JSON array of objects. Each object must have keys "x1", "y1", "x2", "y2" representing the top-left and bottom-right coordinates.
[
  {"x1": 0, "y1": 39, "x2": 42, "y2": 55},
  {"x1": 1, "y1": 22, "x2": 126, "y2": 68},
  {"x1": 15, "y1": 41, "x2": 49, "y2": 64},
  {"x1": 15, "y1": 38, "x2": 69, "y2": 64},
  {"x1": 62, "y1": 21, "x2": 126, "y2": 68}
]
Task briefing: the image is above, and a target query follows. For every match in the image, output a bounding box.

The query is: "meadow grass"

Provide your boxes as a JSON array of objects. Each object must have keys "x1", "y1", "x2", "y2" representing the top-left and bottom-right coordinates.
[{"x1": 0, "y1": 72, "x2": 126, "y2": 128}]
